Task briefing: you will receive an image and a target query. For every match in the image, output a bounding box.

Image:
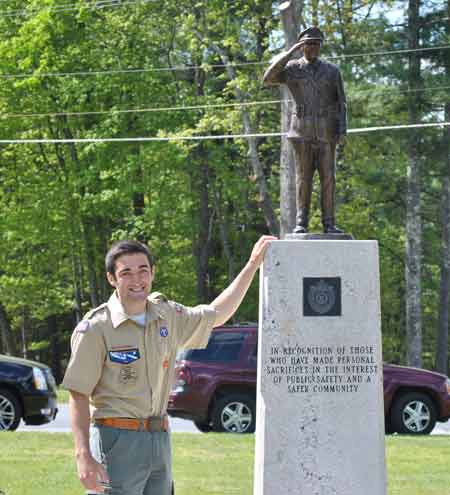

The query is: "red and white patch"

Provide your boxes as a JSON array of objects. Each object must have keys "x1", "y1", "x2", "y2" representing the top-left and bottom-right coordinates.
[
  {"x1": 163, "y1": 359, "x2": 169, "y2": 370},
  {"x1": 75, "y1": 320, "x2": 90, "y2": 333},
  {"x1": 110, "y1": 345, "x2": 137, "y2": 351},
  {"x1": 174, "y1": 303, "x2": 184, "y2": 314}
]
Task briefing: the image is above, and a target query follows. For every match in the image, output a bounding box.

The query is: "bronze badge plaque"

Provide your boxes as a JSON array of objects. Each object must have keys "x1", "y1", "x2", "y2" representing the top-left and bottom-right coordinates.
[{"x1": 303, "y1": 277, "x2": 341, "y2": 317}]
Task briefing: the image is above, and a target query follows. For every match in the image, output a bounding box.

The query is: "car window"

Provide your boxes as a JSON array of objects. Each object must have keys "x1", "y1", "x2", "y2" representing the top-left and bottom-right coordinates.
[{"x1": 179, "y1": 331, "x2": 246, "y2": 363}]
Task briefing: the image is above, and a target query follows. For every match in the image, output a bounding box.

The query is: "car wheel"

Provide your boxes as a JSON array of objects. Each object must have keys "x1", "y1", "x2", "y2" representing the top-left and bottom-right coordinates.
[
  {"x1": 390, "y1": 392, "x2": 437, "y2": 435},
  {"x1": 0, "y1": 388, "x2": 22, "y2": 431},
  {"x1": 193, "y1": 420, "x2": 212, "y2": 433},
  {"x1": 212, "y1": 394, "x2": 255, "y2": 433}
]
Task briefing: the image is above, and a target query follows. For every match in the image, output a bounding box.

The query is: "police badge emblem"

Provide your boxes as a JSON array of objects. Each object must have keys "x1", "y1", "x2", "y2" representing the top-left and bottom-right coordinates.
[{"x1": 303, "y1": 277, "x2": 341, "y2": 316}]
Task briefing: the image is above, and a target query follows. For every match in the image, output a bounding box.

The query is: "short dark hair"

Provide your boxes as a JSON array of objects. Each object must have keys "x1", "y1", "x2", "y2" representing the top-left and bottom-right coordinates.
[{"x1": 105, "y1": 240, "x2": 155, "y2": 276}]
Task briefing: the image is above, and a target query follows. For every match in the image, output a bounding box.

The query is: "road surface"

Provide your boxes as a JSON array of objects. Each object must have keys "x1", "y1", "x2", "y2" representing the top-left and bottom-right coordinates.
[
  {"x1": 18, "y1": 404, "x2": 199, "y2": 433},
  {"x1": 18, "y1": 404, "x2": 450, "y2": 435}
]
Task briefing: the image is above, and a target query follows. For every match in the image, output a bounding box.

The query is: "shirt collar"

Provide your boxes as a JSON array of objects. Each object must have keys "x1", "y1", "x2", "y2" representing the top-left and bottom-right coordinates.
[
  {"x1": 301, "y1": 57, "x2": 321, "y2": 68},
  {"x1": 107, "y1": 292, "x2": 162, "y2": 329}
]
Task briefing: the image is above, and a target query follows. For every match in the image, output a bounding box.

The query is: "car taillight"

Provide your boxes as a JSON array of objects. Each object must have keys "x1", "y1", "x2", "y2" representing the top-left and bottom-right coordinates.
[{"x1": 176, "y1": 366, "x2": 192, "y2": 387}]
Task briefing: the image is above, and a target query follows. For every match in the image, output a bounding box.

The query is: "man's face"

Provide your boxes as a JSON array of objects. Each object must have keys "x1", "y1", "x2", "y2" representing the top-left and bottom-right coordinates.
[
  {"x1": 302, "y1": 40, "x2": 321, "y2": 62},
  {"x1": 107, "y1": 253, "x2": 154, "y2": 310}
]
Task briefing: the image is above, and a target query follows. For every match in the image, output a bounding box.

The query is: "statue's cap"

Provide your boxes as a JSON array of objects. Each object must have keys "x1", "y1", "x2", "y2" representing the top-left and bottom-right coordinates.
[{"x1": 297, "y1": 26, "x2": 324, "y2": 44}]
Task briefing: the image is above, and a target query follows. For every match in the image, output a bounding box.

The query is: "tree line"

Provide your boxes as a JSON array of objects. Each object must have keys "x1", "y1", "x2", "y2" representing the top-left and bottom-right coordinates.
[{"x1": 0, "y1": 0, "x2": 449, "y2": 382}]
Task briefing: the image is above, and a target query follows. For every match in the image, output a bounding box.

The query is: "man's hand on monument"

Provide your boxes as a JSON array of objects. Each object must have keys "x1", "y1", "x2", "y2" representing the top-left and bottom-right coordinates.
[
  {"x1": 211, "y1": 235, "x2": 277, "y2": 327},
  {"x1": 249, "y1": 235, "x2": 278, "y2": 269},
  {"x1": 77, "y1": 453, "x2": 110, "y2": 493}
]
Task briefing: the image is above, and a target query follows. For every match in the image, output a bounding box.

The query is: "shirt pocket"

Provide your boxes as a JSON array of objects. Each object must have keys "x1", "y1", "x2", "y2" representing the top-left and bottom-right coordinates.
[
  {"x1": 106, "y1": 348, "x2": 142, "y2": 389},
  {"x1": 154, "y1": 322, "x2": 171, "y2": 354}
]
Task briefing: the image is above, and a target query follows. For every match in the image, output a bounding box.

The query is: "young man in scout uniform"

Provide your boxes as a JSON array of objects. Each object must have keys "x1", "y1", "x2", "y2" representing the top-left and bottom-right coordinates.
[
  {"x1": 62, "y1": 235, "x2": 275, "y2": 495},
  {"x1": 263, "y1": 26, "x2": 347, "y2": 234}
]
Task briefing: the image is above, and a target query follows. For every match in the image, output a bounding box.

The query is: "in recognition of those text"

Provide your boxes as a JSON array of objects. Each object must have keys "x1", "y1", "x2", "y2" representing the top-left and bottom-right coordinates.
[{"x1": 264, "y1": 344, "x2": 378, "y2": 394}]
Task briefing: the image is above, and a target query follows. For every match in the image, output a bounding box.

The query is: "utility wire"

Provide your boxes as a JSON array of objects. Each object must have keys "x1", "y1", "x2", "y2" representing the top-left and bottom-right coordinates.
[
  {"x1": 0, "y1": 100, "x2": 283, "y2": 119},
  {"x1": 0, "y1": 0, "x2": 153, "y2": 17},
  {"x1": 330, "y1": 45, "x2": 450, "y2": 60},
  {"x1": 2, "y1": 0, "x2": 92, "y2": 10},
  {"x1": 1, "y1": 45, "x2": 449, "y2": 79},
  {"x1": 2, "y1": 84, "x2": 449, "y2": 120},
  {"x1": 0, "y1": 122, "x2": 448, "y2": 144},
  {"x1": 0, "y1": 2, "x2": 94, "y2": 16}
]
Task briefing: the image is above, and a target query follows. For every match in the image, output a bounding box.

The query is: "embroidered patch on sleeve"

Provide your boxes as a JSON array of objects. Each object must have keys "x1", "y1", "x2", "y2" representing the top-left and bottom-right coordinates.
[
  {"x1": 174, "y1": 303, "x2": 184, "y2": 314},
  {"x1": 75, "y1": 320, "x2": 90, "y2": 333},
  {"x1": 108, "y1": 349, "x2": 141, "y2": 364}
]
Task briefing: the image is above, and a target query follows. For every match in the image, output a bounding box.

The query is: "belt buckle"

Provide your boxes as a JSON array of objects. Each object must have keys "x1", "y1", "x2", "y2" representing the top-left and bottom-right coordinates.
[
  {"x1": 138, "y1": 419, "x2": 147, "y2": 432},
  {"x1": 149, "y1": 418, "x2": 160, "y2": 433},
  {"x1": 148, "y1": 416, "x2": 163, "y2": 432}
]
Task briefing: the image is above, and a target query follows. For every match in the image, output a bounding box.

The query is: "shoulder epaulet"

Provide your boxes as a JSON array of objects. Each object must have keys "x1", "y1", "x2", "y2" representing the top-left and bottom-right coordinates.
[
  {"x1": 84, "y1": 302, "x2": 108, "y2": 319},
  {"x1": 149, "y1": 292, "x2": 168, "y2": 304},
  {"x1": 168, "y1": 300, "x2": 186, "y2": 314},
  {"x1": 322, "y1": 60, "x2": 338, "y2": 71},
  {"x1": 73, "y1": 303, "x2": 108, "y2": 333}
]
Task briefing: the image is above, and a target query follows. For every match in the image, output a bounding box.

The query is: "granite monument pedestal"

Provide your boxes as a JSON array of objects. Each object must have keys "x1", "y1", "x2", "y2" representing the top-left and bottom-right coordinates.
[{"x1": 254, "y1": 240, "x2": 386, "y2": 495}]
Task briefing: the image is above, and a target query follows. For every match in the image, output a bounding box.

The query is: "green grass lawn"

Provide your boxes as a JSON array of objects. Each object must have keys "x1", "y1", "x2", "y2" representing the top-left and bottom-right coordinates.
[
  {"x1": 0, "y1": 433, "x2": 449, "y2": 495},
  {"x1": 56, "y1": 386, "x2": 70, "y2": 404}
]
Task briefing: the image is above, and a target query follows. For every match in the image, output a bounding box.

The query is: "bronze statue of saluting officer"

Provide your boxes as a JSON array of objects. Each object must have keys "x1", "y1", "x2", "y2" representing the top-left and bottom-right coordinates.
[{"x1": 263, "y1": 27, "x2": 347, "y2": 234}]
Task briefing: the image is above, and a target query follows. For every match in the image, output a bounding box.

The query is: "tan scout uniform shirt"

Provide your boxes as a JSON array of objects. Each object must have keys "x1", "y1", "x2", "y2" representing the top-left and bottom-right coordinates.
[{"x1": 62, "y1": 292, "x2": 216, "y2": 420}]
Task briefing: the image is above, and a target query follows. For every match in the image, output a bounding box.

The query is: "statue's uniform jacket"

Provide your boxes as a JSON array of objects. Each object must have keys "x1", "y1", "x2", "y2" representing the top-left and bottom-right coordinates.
[{"x1": 278, "y1": 58, "x2": 347, "y2": 143}]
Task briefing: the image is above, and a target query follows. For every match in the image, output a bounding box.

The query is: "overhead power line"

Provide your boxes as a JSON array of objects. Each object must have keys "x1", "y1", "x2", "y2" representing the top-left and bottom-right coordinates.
[
  {"x1": 2, "y1": 84, "x2": 449, "y2": 120},
  {"x1": 330, "y1": 45, "x2": 450, "y2": 60},
  {"x1": 0, "y1": 121, "x2": 448, "y2": 144},
  {"x1": 1, "y1": 45, "x2": 449, "y2": 80},
  {"x1": 0, "y1": 0, "x2": 153, "y2": 17},
  {"x1": 0, "y1": 100, "x2": 283, "y2": 119}
]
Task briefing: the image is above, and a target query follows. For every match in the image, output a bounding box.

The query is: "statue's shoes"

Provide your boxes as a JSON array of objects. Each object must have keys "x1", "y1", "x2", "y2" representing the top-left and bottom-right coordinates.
[
  {"x1": 293, "y1": 225, "x2": 308, "y2": 234},
  {"x1": 323, "y1": 225, "x2": 344, "y2": 234}
]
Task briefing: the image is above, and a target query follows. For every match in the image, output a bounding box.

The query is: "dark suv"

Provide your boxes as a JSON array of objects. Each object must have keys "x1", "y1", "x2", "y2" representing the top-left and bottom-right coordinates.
[
  {"x1": 0, "y1": 354, "x2": 58, "y2": 431},
  {"x1": 168, "y1": 325, "x2": 450, "y2": 435}
]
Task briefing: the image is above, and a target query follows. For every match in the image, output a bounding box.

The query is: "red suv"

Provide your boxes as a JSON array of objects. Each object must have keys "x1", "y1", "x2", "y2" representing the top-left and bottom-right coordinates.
[{"x1": 168, "y1": 325, "x2": 450, "y2": 435}]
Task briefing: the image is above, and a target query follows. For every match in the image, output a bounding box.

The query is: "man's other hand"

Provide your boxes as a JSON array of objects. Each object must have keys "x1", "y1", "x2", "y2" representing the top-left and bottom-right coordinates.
[{"x1": 77, "y1": 453, "x2": 110, "y2": 493}]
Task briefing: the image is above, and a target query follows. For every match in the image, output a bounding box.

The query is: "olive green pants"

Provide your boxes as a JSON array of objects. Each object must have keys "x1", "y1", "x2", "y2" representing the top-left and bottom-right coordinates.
[{"x1": 89, "y1": 424, "x2": 172, "y2": 495}]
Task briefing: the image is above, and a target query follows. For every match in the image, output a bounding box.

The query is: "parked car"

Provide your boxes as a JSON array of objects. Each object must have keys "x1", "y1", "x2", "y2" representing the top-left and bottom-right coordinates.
[
  {"x1": 168, "y1": 325, "x2": 450, "y2": 435},
  {"x1": 0, "y1": 354, "x2": 58, "y2": 431}
]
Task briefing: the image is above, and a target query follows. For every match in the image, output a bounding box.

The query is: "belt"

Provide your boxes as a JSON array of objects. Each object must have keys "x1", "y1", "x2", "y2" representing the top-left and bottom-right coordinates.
[{"x1": 95, "y1": 416, "x2": 169, "y2": 432}]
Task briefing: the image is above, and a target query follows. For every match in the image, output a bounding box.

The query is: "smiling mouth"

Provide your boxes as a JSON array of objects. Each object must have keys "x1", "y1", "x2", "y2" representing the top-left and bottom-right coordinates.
[{"x1": 129, "y1": 287, "x2": 146, "y2": 294}]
